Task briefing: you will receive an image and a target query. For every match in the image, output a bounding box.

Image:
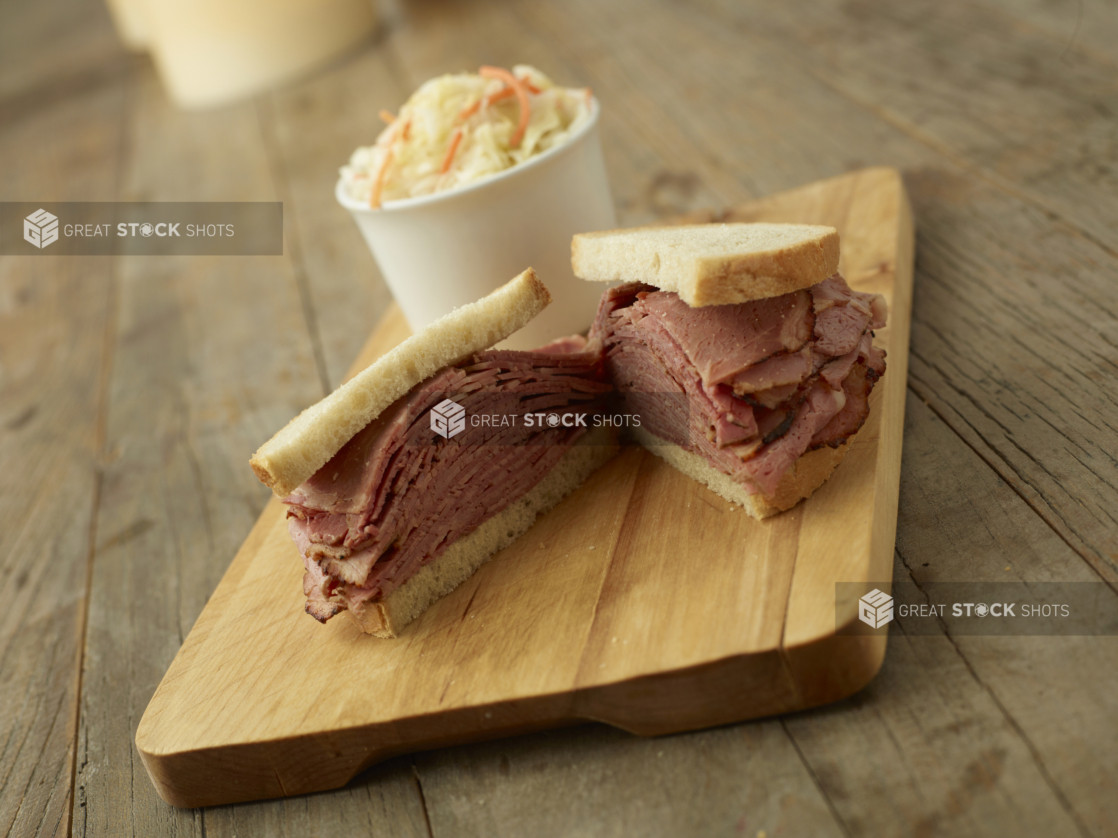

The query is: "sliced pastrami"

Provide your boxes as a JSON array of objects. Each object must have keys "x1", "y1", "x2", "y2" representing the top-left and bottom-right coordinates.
[
  {"x1": 285, "y1": 342, "x2": 611, "y2": 623},
  {"x1": 635, "y1": 289, "x2": 814, "y2": 386},
  {"x1": 589, "y1": 270, "x2": 887, "y2": 499},
  {"x1": 733, "y1": 381, "x2": 847, "y2": 497},
  {"x1": 730, "y1": 346, "x2": 813, "y2": 394},
  {"x1": 811, "y1": 363, "x2": 878, "y2": 450},
  {"x1": 705, "y1": 384, "x2": 759, "y2": 447}
]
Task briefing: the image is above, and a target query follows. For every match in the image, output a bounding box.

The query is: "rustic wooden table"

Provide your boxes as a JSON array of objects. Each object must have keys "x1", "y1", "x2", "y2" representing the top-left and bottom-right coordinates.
[{"x1": 2, "y1": 0, "x2": 1116, "y2": 835}]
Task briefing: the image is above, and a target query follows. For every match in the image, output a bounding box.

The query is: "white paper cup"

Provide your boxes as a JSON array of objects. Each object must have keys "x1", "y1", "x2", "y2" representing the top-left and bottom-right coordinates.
[
  {"x1": 144, "y1": 0, "x2": 378, "y2": 109},
  {"x1": 336, "y1": 99, "x2": 617, "y2": 350},
  {"x1": 104, "y1": 0, "x2": 151, "y2": 50}
]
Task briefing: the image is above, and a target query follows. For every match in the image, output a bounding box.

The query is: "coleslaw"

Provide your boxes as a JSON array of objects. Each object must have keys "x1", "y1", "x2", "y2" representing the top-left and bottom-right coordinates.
[{"x1": 340, "y1": 65, "x2": 593, "y2": 208}]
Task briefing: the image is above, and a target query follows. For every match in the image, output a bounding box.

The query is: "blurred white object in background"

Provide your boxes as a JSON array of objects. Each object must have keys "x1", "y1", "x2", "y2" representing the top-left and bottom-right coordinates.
[
  {"x1": 103, "y1": 0, "x2": 379, "y2": 109},
  {"x1": 336, "y1": 98, "x2": 617, "y2": 351},
  {"x1": 105, "y1": 0, "x2": 151, "y2": 50}
]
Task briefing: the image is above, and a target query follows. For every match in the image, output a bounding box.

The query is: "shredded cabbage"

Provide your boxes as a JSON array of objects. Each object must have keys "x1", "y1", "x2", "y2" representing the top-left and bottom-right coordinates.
[{"x1": 341, "y1": 65, "x2": 592, "y2": 207}]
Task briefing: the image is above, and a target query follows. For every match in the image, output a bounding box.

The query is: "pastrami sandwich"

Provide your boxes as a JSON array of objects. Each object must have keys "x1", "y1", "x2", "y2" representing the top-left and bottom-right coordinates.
[
  {"x1": 251, "y1": 269, "x2": 616, "y2": 637},
  {"x1": 574, "y1": 223, "x2": 887, "y2": 520}
]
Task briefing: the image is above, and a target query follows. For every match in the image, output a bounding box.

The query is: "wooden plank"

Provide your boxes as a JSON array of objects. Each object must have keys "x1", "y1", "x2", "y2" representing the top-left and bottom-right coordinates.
[
  {"x1": 71, "y1": 65, "x2": 428, "y2": 836},
  {"x1": 0, "y1": 0, "x2": 131, "y2": 122},
  {"x1": 509, "y1": 0, "x2": 931, "y2": 215},
  {"x1": 134, "y1": 166, "x2": 912, "y2": 808},
  {"x1": 902, "y1": 169, "x2": 1118, "y2": 583},
  {"x1": 0, "y1": 79, "x2": 126, "y2": 838},
  {"x1": 199, "y1": 756, "x2": 431, "y2": 838},
  {"x1": 783, "y1": 394, "x2": 1116, "y2": 837},
  {"x1": 413, "y1": 722, "x2": 846, "y2": 837},
  {"x1": 690, "y1": 0, "x2": 1118, "y2": 254},
  {"x1": 895, "y1": 392, "x2": 1117, "y2": 836},
  {"x1": 972, "y1": 0, "x2": 1118, "y2": 65},
  {"x1": 261, "y1": 48, "x2": 413, "y2": 389}
]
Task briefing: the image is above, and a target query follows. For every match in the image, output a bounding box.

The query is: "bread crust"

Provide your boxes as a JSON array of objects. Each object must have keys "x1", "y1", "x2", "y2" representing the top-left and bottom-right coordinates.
[
  {"x1": 631, "y1": 424, "x2": 851, "y2": 520},
  {"x1": 345, "y1": 426, "x2": 620, "y2": 637},
  {"x1": 572, "y1": 223, "x2": 839, "y2": 307},
  {"x1": 251, "y1": 269, "x2": 551, "y2": 497}
]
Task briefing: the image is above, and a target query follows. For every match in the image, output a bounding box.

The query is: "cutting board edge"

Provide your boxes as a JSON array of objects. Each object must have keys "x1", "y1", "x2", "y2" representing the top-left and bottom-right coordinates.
[{"x1": 137, "y1": 626, "x2": 887, "y2": 807}]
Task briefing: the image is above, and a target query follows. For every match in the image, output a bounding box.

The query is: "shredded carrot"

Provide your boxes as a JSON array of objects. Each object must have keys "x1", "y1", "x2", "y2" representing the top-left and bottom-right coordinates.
[
  {"x1": 378, "y1": 109, "x2": 396, "y2": 124},
  {"x1": 479, "y1": 65, "x2": 531, "y2": 147},
  {"x1": 488, "y1": 86, "x2": 517, "y2": 105},
  {"x1": 457, "y1": 86, "x2": 516, "y2": 122},
  {"x1": 370, "y1": 148, "x2": 394, "y2": 209},
  {"x1": 440, "y1": 128, "x2": 463, "y2": 174},
  {"x1": 457, "y1": 98, "x2": 482, "y2": 122},
  {"x1": 400, "y1": 118, "x2": 411, "y2": 141}
]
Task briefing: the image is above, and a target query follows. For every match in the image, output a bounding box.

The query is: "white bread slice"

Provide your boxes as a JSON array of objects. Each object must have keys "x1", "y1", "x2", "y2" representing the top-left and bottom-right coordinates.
[
  {"x1": 251, "y1": 268, "x2": 550, "y2": 497},
  {"x1": 572, "y1": 223, "x2": 839, "y2": 307},
  {"x1": 632, "y1": 424, "x2": 851, "y2": 520},
  {"x1": 346, "y1": 425, "x2": 619, "y2": 637}
]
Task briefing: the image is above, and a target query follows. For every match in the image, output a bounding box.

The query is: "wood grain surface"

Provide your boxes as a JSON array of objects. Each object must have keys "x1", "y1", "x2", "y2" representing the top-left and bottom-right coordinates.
[
  {"x1": 131, "y1": 166, "x2": 913, "y2": 809},
  {"x1": 3, "y1": 0, "x2": 1117, "y2": 834}
]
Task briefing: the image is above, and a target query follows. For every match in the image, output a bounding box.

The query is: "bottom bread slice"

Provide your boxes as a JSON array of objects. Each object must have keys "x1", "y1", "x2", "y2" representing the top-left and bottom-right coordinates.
[
  {"x1": 346, "y1": 425, "x2": 619, "y2": 637},
  {"x1": 631, "y1": 424, "x2": 851, "y2": 520}
]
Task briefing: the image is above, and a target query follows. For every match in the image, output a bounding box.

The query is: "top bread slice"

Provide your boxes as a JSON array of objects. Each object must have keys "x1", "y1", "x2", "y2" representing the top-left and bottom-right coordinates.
[
  {"x1": 251, "y1": 268, "x2": 551, "y2": 498},
  {"x1": 572, "y1": 223, "x2": 839, "y2": 307}
]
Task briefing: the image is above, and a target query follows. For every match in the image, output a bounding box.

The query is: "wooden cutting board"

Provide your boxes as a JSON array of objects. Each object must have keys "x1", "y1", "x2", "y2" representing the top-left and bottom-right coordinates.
[{"x1": 136, "y1": 166, "x2": 914, "y2": 808}]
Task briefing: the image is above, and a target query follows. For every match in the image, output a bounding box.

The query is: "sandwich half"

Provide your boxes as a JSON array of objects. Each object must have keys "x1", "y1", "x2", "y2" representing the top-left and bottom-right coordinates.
[
  {"x1": 251, "y1": 269, "x2": 617, "y2": 637},
  {"x1": 574, "y1": 223, "x2": 887, "y2": 519}
]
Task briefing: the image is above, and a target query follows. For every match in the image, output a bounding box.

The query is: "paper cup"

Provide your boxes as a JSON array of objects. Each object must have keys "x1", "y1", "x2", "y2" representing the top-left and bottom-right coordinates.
[
  {"x1": 144, "y1": 0, "x2": 378, "y2": 109},
  {"x1": 104, "y1": 0, "x2": 151, "y2": 50},
  {"x1": 336, "y1": 99, "x2": 616, "y2": 350}
]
